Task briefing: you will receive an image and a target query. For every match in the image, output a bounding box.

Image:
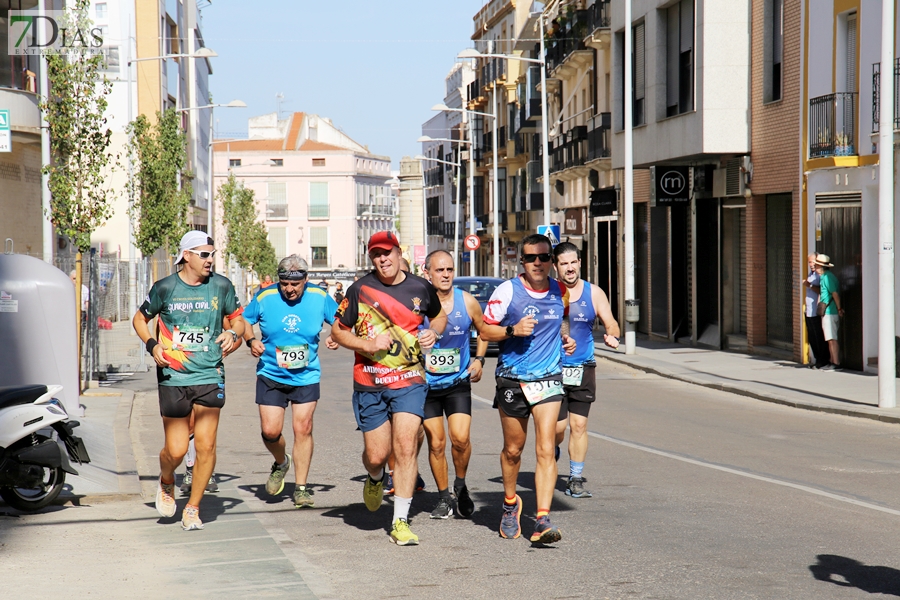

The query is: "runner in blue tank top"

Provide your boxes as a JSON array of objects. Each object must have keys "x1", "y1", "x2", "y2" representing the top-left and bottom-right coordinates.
[
  {"x1": 421, "y1": 250, "x2": 488, "y2": 520},
  {"x1": 552, "y1": 242, "x2": 620, "y2": 500},
  {"x1": 481, "y1": 233, "x2": 576, "y2": 545},
  {"x1": 241, "y1": 255, "x2": 340, "y2": 509}
]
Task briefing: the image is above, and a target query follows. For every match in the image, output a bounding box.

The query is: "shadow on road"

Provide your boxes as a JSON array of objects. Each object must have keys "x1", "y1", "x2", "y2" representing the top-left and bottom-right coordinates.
[
  {"x1": 142, "y1": 491, "x2": 243, "y2": 524},
  {"x1": 809, "y1": 554, "x2": 900, "y2": 595}
]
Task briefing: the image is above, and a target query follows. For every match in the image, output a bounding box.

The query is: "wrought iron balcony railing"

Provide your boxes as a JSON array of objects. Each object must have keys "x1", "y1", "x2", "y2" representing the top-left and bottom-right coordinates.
[
  {"x1": 872, "y1": 59, "x2": 900, "y2": 133},
  {"x1": 587, "y1": 112, "x2": 611, "y2": 160},
  {"x1": 809, "y1": 92, "x2": 857, "y2": 158},
  {"x1": 588, "y1": 0, "x2": 610, "y2": 31}
]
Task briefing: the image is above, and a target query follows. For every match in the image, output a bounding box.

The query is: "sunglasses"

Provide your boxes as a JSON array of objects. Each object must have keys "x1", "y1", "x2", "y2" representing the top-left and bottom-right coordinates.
[
  {"x1": 186, "y1": 249, "x2": 216, "y2": 259},
  {"x1": 522, "y1": 253, "x2": 552, "y2": 264}
]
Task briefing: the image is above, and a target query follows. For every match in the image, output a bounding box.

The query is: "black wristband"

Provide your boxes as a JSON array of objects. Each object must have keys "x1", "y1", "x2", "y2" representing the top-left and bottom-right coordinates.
[
  {"x1": 145, "y1": 338, "x2": 158, "y2": 355},
  {"x1": 246, "y1": 337, "x2": 256, "y2": 348},
  {"x1": 475, "y1": 356, "x2": 485, "y2": 366}
]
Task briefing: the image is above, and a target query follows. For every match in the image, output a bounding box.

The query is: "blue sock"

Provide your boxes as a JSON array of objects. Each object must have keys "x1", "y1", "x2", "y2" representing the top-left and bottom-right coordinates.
[{"x1": 570, "y1": 461, "x2": 584, "y2": 478}]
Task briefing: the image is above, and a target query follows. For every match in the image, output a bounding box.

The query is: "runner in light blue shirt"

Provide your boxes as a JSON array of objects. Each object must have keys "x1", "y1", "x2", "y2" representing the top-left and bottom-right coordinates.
[{"x1": 241, "y1": 256, "x2": 339, "y2": 508}]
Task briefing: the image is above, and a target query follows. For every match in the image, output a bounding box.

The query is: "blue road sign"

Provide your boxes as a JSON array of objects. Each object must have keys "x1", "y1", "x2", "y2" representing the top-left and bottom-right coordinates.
[{"x1": 536, "y1": 225, "x2": 561, "y2": 247}]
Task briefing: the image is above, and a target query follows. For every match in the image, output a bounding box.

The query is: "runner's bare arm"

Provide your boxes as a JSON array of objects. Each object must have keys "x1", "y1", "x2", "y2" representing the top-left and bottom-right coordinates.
[
  {"x1": 592, "y1": 285, "x2": 620, "y2": 348},
  {"x1": 132, "y1": 310, "x2": 170, "y2": 367},
  {"x1": 330, "y1": 321, "x2": 391, "y2": 354}
]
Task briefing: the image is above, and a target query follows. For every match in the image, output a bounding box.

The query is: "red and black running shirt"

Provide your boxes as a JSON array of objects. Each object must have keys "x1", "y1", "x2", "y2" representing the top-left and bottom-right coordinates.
[{"x1": 336, "y1": 271, "x2": 441, "y2": 391}]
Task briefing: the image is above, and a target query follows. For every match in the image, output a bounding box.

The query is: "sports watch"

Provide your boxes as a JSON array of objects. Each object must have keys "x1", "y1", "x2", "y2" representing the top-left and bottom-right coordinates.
[{"x1": 505, "y1": 325, "x2": 515, "y2": 337}]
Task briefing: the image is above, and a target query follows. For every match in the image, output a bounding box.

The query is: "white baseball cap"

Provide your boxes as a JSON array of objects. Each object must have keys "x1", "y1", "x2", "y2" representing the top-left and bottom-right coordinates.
[{"x1": 174, "y1": 230, "x2": 214, "y2": 265}]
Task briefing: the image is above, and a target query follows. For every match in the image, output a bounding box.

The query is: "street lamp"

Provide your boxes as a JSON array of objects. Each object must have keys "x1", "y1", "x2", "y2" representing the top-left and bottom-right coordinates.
[
  {"x1": 415, "y1": 152, "x2": 465, "y2": 267},
  {"x1": 417, "y1": 135, "x2": 472, "y2": 265},
  {"x1": 176, "y1": 100, "x2": 247, "y2": 237},
  {"x1": 432, "y1": 103, "x2": 496, "y2": 276},
  {"x1": 458, "y1": 41, "x2": 552, "y2": 238}
]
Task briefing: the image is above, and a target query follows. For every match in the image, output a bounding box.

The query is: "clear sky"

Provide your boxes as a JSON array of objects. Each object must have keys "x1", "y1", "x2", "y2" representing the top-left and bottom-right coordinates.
[{"x1": 201, "y1": 0, "x2": 490, "y2": 168}]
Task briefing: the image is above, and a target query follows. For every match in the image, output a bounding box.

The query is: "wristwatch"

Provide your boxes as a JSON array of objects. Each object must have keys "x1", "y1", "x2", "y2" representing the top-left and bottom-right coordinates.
[
  {"x1": 475, "y1": 356, "x2": 486, "y2": 366},
  {"x1": 225, "y1": 329, "x2": 238, "y2": 343},
  {"x1": 245, "y1": 336, "x2": 256, "y2": 348},
  {"x1": 505, "y1": 325, "x2": 515, "y2": 337}
]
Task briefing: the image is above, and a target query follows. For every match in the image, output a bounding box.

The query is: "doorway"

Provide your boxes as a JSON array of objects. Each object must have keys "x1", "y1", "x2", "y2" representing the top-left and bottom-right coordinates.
[
  {"x1": 595, "y1": 217, "x2": 619, "y2": 321},
  {"x1": 815, "y1": 196, "x2": 862, "y2": 370},
  {"x1": 695, "y1": 200, "x2": 720, "y2": 347}
]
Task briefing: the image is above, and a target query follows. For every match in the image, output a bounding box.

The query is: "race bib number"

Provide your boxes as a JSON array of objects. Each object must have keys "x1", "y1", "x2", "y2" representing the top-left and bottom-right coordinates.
[
  {"x1": 173, "y1": 326, "x2": 208, "y2": 352},
  {"x1": 520, "y1": 379, "x2": 563, "y2": 406},
  {"x1": 563, "y1": 366, "x2": 584, "y2": 387},
  {"x1": 277, "y1": 344, "x2": 309, "y2": 369},
  {"x1": 426, "y1": 348, "x2": 461, "y2": 374}
]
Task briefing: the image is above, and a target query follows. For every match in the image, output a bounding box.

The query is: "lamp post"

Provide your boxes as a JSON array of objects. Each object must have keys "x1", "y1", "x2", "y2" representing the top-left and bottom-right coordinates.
[
  {"x1": 431, "y1": 104, "x2": 496, "y2": 276},
  {"x1": 417, "y1": 136, "x2": 472, "y2": 266},
  {"x1": 176, "y1": 100, "x2": 246, "y2": 237}
]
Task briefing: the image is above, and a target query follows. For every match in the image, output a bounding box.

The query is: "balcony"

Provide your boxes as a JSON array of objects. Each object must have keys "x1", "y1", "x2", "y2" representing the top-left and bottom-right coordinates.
[
  {"x1": 526, "y1": 160, "x2": 544, "y2": 211},
  {"x1": 872, "y1": 59, "x2": 900, "y2": 133},
  {"x1": 480, "y1": 58, "x2": 506, "y2": 88},
  {"x1": 550, "y1": 126, "x2": 588, "y2": 174},
  {"x1": 467, "y1": 78, "x2": 482, "y2": 104},
  {"x1": 545, "y1": 9, "x2": 592, "y2": 78},
  {"x1": 357, "y1": 204, "x2": 396, "y2": 218},
  {"x1": 266, "y1": 203, "x2": 288, "y2": 220},
  {"x1": 587, "y1": 0, "x2": 610, "y2": 32},
  {"x1": 498, "y1": 126, "x2": 507, "y2": 148},
  {"x1": 809, "y1": 92, "x2": 857, "y2": 158},
  {"x1": 308, "y1": 203, "x2": 330, "y2": 219},
  {"x1": 587, "y1": 113, "x2": 611, "y2": 161}
]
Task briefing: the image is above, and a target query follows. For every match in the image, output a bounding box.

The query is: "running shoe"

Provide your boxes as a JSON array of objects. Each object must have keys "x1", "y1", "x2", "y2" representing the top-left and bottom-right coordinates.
[
  {"x1": 565, "y1": 476, "x2": 593, "y2": 499},
  {"x1": 384, "y1": 471, "x2": 395, "y2": 496},
  {"x1": 293, "y1": 487, "x2": 315, "y2": 508},
  {"x1": 499, "y1": 495, "x2": 522, "y2": 539},
  {"x1": 180, "y1": 466, "x2": 193, "y2": 495},
  {"x1": 430, "y1": 497, "x2": 454, "y2": 519},
  {"x1": 155, "y1": 476, "x2": 177, "y2": 518},
  {"x1": 454, "y1": 485, "x2": 475, "y2": 518},
  {"x1": 363, "y1": 473, "x2": 384, "y2": 511},
  {"x1": 415, "y1": 473, "x2": 426, "y2": 492},
  {"x1": 181, "y1": 505, "x2": 204, "y2": 531},
  {"x1": 205, "y1": 472, "x2": 219, "y2": 493},
  {"x1": 530, "y1": 515, "x2": 561, "y2": 544},
  {"x1": 390, "y1": 518, "x2": 419, "y2": 546},
  {"x1": 265, "y1": 456, "x2": 291, "y2": 496}
]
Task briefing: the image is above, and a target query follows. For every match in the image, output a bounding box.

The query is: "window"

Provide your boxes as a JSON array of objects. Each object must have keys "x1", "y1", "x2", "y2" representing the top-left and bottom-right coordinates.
[
  {"x1": 96, "y1": 3, "x2": 107, "y2": 19},
  {"x1": 665, "y1": 0, "x2": 693, "y2": 116},
  {"x1": 268, "y1": 227, "x2": 287, "y2": 260},
  {"x1": 310, "y1": 227, "x2": 328, "y2": 267},
  {"x1": 267, "y1": 182, "x2": 287, "y2": 219},
  {"x1": 100, "y1": 47, "x2": 120, "y2": 73},
  {"x1": 229, "y1": 158, "x2": 241, "y2": 167},
  {"x1": 309, "y1": 182, "x2": 329, "y2": 218},
  {"x1": 764, "y1": 0, "x2": 784, "y2": 102},
  {"x1": 633, "y1": 23, "x2": 646, "y2": 126},
  {"x1": 312, "y1": 158, "x2": 325, "y2": 167},
  {"x1": 270, "y1": 158, "x2": 284, "y2": 167}
]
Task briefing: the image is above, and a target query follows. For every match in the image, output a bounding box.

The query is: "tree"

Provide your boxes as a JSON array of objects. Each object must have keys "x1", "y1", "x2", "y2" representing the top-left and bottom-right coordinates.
[
  {"x1": 218, "y1": 174, "x2": 278, "y2": 279},
  {"x1": 40, "y1": 0, "x2": 118, "y2": 377},
  {"x1": 126, "y1": 109, "x2": 192, "y2": 263}
]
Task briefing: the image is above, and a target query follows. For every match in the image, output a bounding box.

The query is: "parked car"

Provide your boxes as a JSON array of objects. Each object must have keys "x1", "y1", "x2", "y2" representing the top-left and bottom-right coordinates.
[{"x1": 452, "y1": 276, "x2": 505, "y2": 355}]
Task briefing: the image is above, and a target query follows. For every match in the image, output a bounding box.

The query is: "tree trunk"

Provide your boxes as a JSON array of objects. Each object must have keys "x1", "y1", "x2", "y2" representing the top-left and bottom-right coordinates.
[{"x1": 75, "y1": 251, "x2": 83, "y2": 391}]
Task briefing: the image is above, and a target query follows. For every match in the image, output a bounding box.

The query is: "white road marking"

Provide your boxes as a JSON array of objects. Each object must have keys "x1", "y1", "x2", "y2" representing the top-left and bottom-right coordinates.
[
  {"x1": 194, "y1": 556, "x2": 291, "y2": 567},
  {"x1": 165, "y1": 534, "x2": 272, "y2": 546},
  {"x1": 472, "y1": 393, "x2": 900, "y2": 517}
]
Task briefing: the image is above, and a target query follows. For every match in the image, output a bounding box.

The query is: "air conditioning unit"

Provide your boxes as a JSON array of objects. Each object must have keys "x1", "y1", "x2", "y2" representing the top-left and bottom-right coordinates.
[{"x1": 712, "y1": 157, "x2": 747, "y2": 198}]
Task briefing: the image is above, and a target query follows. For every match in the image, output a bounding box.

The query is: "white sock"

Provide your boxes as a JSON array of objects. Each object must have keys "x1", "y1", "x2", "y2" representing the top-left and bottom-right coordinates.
[
  {"x1": 393, "y1": 496, "x2": 412, "y2": 523},
  {"x1": 369, "y1": 467, "x2": 384, "y2": 482},
  {"x1": 186, "y1": 436, "x2": 196, "y2": 468}
]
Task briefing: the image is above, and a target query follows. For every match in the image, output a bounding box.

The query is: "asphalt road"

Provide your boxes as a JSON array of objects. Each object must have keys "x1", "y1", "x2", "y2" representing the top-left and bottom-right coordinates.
[{"x1": 4, "y1": 342, "x2": 900, "y2": 599}]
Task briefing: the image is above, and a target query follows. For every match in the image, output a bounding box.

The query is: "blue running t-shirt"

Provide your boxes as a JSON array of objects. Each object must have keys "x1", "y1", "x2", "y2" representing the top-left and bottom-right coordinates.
[
  {"x1": 425, "y1": 287, "x2": 472, "y2": 389},
  {"x1": 242, "y1": 283, "x2": 338, "y2": 386},
  {"x1": 564, "y1": 282, "x2": 597, "y2": 367}
]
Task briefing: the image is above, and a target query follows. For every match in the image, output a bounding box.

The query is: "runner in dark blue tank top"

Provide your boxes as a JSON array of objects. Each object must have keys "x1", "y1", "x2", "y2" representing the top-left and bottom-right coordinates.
[
  {"x1": 553, "y1": 242, "x2": 620, "y2": 500},
  {"x1": 481, "y1": 234, "x2": 577, "y2": 545},
  {"x1": 422, "y1": 250, "x2": 488, "y2": 520}
]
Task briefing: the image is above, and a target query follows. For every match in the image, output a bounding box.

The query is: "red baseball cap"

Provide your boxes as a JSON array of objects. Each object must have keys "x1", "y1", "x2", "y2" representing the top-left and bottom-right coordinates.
[{"x1": 368, "y1": 231, "x2": 400, "y2": 252}]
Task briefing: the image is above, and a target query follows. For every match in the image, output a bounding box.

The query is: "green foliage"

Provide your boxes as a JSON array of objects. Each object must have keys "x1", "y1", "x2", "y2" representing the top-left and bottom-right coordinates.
[
  {"x1": 218, "y1": 174, "x2": 277, "y2": 279},
  {"x1": 126, "y1": 109, "x2": 192, "y2": 257},
  {"x1": 39, "y1": 0, "x2": 118, "y2": 253}
]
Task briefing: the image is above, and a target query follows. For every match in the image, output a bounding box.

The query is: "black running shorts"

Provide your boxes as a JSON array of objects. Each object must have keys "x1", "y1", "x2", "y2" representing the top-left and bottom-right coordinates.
[
  {"x1": 425, "y1": 379, "x2": 472, "y2": 420},
  {"x1": 158, "y1": 383, "x2": 225, "y2": 418}
]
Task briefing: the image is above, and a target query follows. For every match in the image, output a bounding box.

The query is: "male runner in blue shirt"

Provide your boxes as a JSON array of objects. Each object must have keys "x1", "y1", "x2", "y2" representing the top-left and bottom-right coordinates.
[{"x1": 242, "y1": 255, "x2": 339, "y2": 508}]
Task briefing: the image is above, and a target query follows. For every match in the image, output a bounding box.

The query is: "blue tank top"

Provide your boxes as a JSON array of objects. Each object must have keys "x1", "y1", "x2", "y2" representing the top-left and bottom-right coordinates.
[
  {"x1": 496, "y1": 277, "x2": 565, "y2": 381},
  {"x1": 564, "y1": 282, "x2": 597, "y2": 366},
  {"x1": 425, "y1": 288, "x2": 472, "y2": 389}
]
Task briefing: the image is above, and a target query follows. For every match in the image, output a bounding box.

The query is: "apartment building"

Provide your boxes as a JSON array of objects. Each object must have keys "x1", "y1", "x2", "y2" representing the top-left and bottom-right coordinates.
[
  {"x1": 801, "y1": 0, "x2": 899, "y2": 372},
  {"x1": 541, "y1": 0, "x2": 619, "y2": 314},
  {"x1": 611, "y1": 0, "x2": 753, "y2": 348},
  {"x1": 213, "y1": 112, "x2": 395, "y2": 278}
]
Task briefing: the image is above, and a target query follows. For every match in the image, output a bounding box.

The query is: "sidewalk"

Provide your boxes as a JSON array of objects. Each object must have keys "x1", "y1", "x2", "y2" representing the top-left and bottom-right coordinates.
[{"x1": 594, "y1": 336, "x2": 900, "y2": 424}]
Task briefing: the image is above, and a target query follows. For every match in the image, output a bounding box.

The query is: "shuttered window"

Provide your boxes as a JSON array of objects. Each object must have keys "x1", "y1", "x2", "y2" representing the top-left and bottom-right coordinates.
[
  {"x1": 309, "y1": 182, "x2": 329, "y2": 219},
  {"x1": 267, "y1": 182, "x2": 287, "y2": 219},
  {"x1": 268, "y1": 227, "x2": 287, "y2": 260},
  {"x1": 633, "y1": 22, "x2": 645, "y2": 125},
  {"x1": 310, "y1": 227, "x2": 328, "y2": 267},
  {"x1": 846, "y1": 14, "x2": 857, "y2": 93}
]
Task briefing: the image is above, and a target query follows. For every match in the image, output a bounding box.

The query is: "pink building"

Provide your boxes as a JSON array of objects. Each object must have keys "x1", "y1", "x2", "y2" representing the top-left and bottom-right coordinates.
[{"x1": 213, "y1": 112, "x2": 396, "y2": 278}]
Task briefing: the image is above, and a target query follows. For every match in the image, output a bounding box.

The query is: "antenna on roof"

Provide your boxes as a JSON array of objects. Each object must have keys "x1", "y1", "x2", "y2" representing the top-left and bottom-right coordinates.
[{"x1": 276, "y1": 92, "x2": 285, "y2": 119}]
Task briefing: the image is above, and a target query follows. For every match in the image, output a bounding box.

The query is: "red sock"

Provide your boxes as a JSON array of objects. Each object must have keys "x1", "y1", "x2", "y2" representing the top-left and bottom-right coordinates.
[
  {"x1": 504, "y1": 495, "x2": 518, "y2": 505},
  {"x1": 537, "y1": 509, "x2": 549, "y2": 518}
]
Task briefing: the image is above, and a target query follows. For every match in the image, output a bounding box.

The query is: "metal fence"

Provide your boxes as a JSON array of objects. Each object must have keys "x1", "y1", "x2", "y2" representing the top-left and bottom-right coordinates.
[{"x1": 16, "y1": 250, "x2": 252, "y2": 386}]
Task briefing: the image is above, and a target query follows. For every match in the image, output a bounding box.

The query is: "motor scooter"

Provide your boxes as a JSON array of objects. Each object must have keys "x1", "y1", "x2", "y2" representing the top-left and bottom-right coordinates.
[{"x1": 0, "y1": 384, "x2": 91, "y2": 511}]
